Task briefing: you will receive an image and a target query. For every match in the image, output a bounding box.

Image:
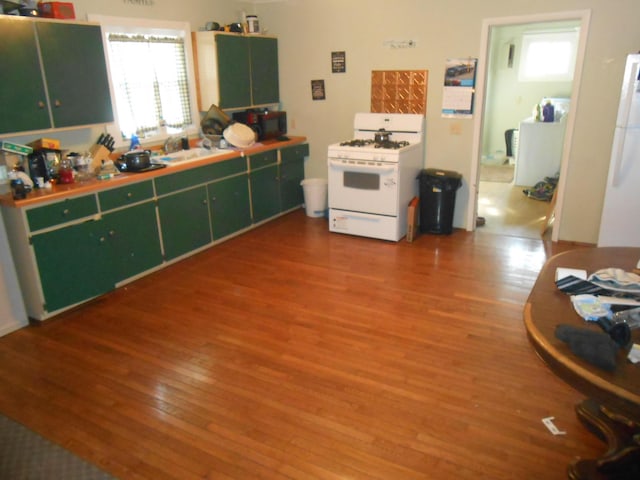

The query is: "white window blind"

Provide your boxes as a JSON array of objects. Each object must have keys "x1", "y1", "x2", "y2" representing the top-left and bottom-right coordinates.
[{"x1": 107, "y1": 33, "x2": 193, "y2": 138}]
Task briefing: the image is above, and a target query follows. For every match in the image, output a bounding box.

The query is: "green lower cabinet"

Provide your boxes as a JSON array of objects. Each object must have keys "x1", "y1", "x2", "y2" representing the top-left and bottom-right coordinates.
[
  {"x1": 102, "y1": 201, "x2": 163, "y2": 283},
  {"x1": 208, "y1": 174, "x2": 252, "y2": 240},
  {"x1": 279, "y1": 144, "x2": 308, "y2": 212},
  {"x1": 250, "y1": 165, "x2": 281, "y2": 223},
  {"x1": 31, "y1": 219, "x2": 114, "y2": 313},
  {"x1": 157, "y1": 186, "x2": 212, "y2": 261},
  {"x1": 279, "y1": 158, "x2": 305, "y2": 212}
]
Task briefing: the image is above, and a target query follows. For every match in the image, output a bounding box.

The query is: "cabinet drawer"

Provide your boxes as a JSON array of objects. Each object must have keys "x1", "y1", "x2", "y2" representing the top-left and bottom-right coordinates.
[
  {"x1": 280, "y1": 143, "x2": 309, "y2": 164},
  {"x1": 155, "y1": 157, "x2": 248, "y2": 195},
  {"x1": 98, "y1": 180, "x2": 154, "y2": 211},
  {"x1": 208, "y1": 156, "x2": 247, "y2": 180},
  {"x1": 249, "y1": 150, "x2": 278, "y2": 170},
  {"x1": 27, "y1": 195, "x2": 98, "y2": 232}
]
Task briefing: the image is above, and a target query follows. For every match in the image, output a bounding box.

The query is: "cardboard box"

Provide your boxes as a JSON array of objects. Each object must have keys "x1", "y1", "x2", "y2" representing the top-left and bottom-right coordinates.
[
  {"x1": 406, "y1": 196, "x2": 419, "y2": 242},
  {"x1": 28, "y1": 138, "x2": 60, "y2": 151},
  {"x1": 38, "y1": 2, "x2": 76, "y2": 19}
]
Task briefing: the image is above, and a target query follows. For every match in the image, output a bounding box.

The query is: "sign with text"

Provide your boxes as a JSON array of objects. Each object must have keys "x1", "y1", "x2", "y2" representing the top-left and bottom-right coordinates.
[{"x1": 332, "y1": 51, "x2": 346, "y2": 73}]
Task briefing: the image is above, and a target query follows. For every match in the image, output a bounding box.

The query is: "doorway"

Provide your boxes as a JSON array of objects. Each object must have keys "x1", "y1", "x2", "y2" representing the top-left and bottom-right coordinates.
[{"x1": 467, "y1": 10, "x2": 591, "y2": 240}]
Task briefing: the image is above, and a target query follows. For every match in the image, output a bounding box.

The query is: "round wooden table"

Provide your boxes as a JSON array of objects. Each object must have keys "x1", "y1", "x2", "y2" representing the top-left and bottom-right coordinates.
[{"x1": 524, "y1": 247, "x2": 640, "y2": 480}]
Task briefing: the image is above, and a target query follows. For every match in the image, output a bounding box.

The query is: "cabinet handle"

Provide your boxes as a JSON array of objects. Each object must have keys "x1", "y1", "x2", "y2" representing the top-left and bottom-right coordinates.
[
  {"x1": 99, "y1": 236, "x2": 106, "y2": 243},
  {"x1": 62, "y1": 208, "x2": 70, "y2": 216},
  {"x1": 202, "y1": 199, "x2": 208, "y2": 205},
  {"x1": 37, "y1": 101, "x2": 46, "y2": 109},
  {"x1": 108, "y1": 230, "x2": 116, "y2": 237},
  {"x1": 127, "y1": 192, "x2": 133, "y2": 199},
  {"x1": 211, "y1": 196, "x2": 217, "y2": 202},
  {"x1": 54, "y1": 99, "x2": 62, "y2": 108}
]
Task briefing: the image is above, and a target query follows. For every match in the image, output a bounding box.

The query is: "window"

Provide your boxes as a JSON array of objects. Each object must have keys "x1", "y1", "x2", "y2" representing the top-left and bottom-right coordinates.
[
  {"x1": 518, "y1": 30, "x2": 579, "y2": 82},
  {"x1": 88, "y1": 15, "x2": 199, "y2": 147}
]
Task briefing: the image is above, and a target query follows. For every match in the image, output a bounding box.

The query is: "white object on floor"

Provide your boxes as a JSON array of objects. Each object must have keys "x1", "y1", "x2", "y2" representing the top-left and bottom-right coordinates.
[{"x1": 542, "y1": 417, "x2": 566, "y2": 435}]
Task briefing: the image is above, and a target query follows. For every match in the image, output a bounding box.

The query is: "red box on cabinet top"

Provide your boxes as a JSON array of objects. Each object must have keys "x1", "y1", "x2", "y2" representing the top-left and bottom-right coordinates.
[{"x1": 38, "y1": 2, "x2": 76, "y2": 19}]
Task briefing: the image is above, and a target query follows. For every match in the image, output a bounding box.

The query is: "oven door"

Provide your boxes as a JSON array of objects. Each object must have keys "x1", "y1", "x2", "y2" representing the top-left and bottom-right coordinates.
[{"x1": 328, "y1": 158, "x2": 398, "y2": 216}]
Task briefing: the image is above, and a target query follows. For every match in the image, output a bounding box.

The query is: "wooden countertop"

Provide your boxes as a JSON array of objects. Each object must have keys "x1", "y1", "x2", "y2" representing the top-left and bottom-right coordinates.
[{"x1": 0, "y1": 136, "x2": 307, "y2": 208}]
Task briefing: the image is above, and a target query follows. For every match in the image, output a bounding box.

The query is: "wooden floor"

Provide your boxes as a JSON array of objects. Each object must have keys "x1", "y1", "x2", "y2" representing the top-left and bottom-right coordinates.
[
  {"x1": 477, "y1": 180, "x2": 551, "y2": 239},
  {"x1": 0, "y1": 210, "x2": 603, "y2": 480}
]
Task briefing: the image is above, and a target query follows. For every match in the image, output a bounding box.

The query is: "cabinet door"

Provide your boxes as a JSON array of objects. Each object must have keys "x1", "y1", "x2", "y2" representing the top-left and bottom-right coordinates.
[
  {"x1": 0, "y1": 18, "x2": 50, "y2": 134},
  {"x1": 216, "y1": 34, "x2": 251, "y2": 109},
  {"x1": 157, "y1": 186, "x2": 212, "y2": 260},
  {"x1": 249, "y1": 36, "x2": 279, "y2": 106},
  {"x1": 36, "y1": 22, "x2": 113, "y2": 128},
  {"x1": 280, "y1": 161, "x2": 305, "y2": 212},
  {"x1": 250, "y1": 165, "x2": 280, "y2": 223},
  {"x1": 103, "y1": 201, "x2": 163, "y2": 283},
  {"x1": 31, "y1": 220, "x2": 114, "y2": 313},
  {"x1": 208, "y1": 174, "x2": 251, "y2": 240},
  {"x1": 279, "y1": 144, "x2": 308, "y2": 211}
]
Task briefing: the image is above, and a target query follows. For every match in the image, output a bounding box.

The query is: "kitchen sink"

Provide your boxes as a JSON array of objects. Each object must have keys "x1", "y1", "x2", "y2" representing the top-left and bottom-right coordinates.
[{"x1": 151, "y1": 147, "x2": 231, "y2": 166}]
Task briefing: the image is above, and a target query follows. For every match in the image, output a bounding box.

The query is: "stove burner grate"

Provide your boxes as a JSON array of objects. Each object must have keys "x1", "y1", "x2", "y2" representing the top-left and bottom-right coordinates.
[{"x1": 339, "y1": 139, "x2": 410, "y2": 149}]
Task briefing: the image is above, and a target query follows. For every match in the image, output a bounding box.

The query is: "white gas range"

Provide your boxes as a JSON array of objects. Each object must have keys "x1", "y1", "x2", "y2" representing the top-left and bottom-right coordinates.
[{"x1": 327, "y1": 113, "x2": 425, "y2": 241}]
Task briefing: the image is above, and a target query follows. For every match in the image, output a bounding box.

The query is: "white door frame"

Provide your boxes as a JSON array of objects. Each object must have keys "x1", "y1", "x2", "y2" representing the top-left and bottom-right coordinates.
[{"x1": 467, "y1": 9, "x2": 592, "y2": 241}]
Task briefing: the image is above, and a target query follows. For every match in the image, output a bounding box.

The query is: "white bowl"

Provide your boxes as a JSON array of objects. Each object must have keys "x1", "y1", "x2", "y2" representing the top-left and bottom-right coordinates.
[{"x1": 223, "y1": 123, "x2": 256, "y2": 148}]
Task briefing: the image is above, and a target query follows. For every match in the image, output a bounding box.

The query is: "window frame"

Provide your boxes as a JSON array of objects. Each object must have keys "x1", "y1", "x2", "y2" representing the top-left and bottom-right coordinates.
[
  {"x1": 88, "y1": 14, "x2": 200, "y2": 149},
  {"x1": 518, "y1": 29, "x2": 579, "y2": 83}
]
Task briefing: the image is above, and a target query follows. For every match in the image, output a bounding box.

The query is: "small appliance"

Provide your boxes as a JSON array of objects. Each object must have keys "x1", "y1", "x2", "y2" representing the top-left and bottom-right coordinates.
[{"x1": 232, "y1": 109, "x2": 287, "y2": 141}]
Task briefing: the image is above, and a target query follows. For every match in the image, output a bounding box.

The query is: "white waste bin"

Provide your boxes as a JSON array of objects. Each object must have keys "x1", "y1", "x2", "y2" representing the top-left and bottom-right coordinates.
[{"x1": 300, "y1": 178, "x2": 328, "y2": 218}]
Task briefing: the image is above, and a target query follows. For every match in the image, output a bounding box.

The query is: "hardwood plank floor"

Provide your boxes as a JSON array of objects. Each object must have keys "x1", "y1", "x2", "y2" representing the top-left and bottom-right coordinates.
[{"x1": 0, "y1": 210, "x2": 602, "y2": 479}]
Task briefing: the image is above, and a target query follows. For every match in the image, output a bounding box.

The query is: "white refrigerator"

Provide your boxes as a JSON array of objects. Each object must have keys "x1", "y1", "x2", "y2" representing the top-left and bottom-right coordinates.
[{"x1": 598, "y1": 54, "x2": 640, "y2": 247}]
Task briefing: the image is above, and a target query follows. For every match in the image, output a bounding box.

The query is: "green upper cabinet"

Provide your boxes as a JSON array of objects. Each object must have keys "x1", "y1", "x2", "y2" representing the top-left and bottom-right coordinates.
[
  {"x1": 195, "y1": 32, "x2": 279, "y2": 110},
  {"x1": 0, "y1": 17, "x2": 113, "y2": 135},
  {"x1": 215, "y1": 34, "x2": 251, "y2": 109},
  {"x1": 36, "y1": 22, "x2": 113, "y2": 129},
  {"x1": 0, "y1": 17, "x2": 51, "y2": 133},
  {"x1": 249, "y1": 36, "x2": 279, "y2": 106}
]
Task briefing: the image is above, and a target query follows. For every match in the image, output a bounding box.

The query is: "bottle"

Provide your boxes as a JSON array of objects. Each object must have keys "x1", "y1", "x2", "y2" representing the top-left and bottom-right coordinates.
[
  {"x1": 534, "y1": 103, "x2": 542, "y2": 121},
  {"x1": 246, "y1": 15, "x2": 259, "y2": 33},
  {"x1": 542, "y1": 101, "x2": 555, "y2": 122},
  {"x1": 58, "y1": 157, "x2": 74, "y2": 184}
]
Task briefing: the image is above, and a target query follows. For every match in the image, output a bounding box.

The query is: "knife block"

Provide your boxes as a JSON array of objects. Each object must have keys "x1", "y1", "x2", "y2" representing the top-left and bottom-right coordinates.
[{"x1": 89, "y1": 144, "x2": 112, "y2": 172}]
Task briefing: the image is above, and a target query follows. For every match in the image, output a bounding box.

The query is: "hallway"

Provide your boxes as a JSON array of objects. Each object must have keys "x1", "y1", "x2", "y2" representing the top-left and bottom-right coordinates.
[{"x1": 477, "y1": 179, "x2": 552, "y2": 239}]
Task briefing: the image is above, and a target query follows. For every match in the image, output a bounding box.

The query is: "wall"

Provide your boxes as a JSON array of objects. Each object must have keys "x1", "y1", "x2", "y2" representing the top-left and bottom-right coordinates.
[
  {"x1": 3, "y1": 0, "x2": 640, "y2": 244},
  {"x1": 256, "y1": 0, "x2": 640, "y2": 243}
]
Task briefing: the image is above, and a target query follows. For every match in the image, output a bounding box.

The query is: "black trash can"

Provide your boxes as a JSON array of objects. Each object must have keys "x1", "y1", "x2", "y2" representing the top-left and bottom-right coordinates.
[{"x1": 418, "y1": 168, "x2": 462, "y2": 234}]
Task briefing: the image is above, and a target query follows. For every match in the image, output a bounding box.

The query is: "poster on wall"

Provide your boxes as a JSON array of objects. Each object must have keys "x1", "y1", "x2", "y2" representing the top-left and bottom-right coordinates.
[
  {"x1": 311, "y1": 80, "x2": 326, "y2": 100},
  {"x1": 332, "y1": 51, "x2": 346, "y2": 73},
  {"x1": 441, "y1": 58, "x2": 477, "y2": 118}
]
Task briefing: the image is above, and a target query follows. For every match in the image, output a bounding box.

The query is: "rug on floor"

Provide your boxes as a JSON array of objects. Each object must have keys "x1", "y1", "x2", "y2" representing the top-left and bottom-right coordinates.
[
  {"x1": 0, "y1": 413, "x2": 115, "y2": 480},
  {"x1": 480, "y1": 163, "x2": 514, "y2": 183}
]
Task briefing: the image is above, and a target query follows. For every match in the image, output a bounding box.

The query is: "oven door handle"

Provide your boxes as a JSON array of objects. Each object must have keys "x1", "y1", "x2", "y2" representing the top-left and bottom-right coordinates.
[{"x1": 328, "y1": 159, "x2": 396, "y2": 174}]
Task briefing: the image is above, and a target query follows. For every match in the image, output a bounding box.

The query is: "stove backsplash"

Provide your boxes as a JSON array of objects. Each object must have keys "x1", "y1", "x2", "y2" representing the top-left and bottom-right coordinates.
[{"x1": 370, "y1": 70, "x2": 428, "y2": 115}]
